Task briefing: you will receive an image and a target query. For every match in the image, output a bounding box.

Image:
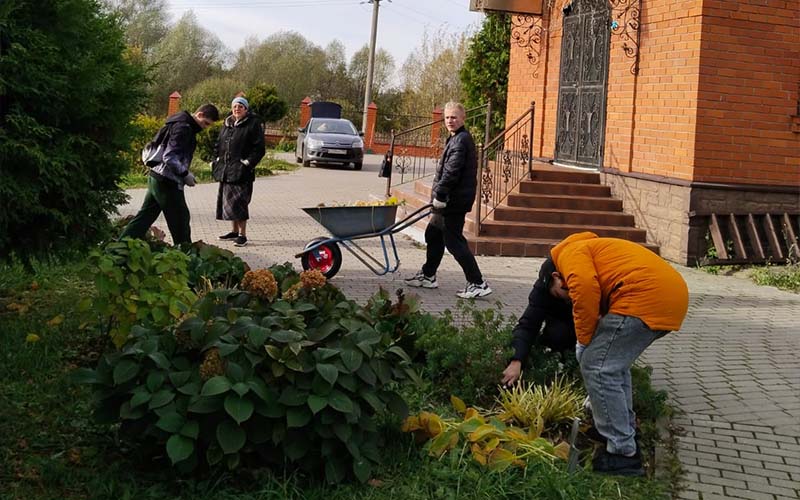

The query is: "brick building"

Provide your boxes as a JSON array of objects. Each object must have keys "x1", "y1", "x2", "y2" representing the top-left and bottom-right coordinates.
[{"x1": 495, "y1": 0, "x2": 799, "y2": 264}]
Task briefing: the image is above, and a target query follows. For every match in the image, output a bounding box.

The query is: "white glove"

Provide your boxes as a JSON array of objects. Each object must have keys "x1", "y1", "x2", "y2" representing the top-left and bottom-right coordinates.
[
  {"x1": 575, "y1": 343, "x2": 587, "y2": 363},
  {"x1": 184, "y1": 172, "x2": 197, "y2": 187},
  {"x1": 241, "y1": 159, "x2": 250, "y2": 166},
  {"x1": 432, "y1": 198, "x2": 447, "y2": 209}
]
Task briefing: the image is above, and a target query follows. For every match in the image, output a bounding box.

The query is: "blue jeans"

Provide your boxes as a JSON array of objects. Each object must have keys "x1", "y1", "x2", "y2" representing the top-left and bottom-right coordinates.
[{"x1": 580, "y1": 314, "x2": 668, "y2": 456}]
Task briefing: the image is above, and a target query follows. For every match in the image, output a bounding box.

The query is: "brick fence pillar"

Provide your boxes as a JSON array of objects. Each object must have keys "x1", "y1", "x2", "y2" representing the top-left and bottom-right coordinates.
[
  {"x1": 168, "y1": 91, "x2": 181, "y2": 116},
  {"x1": 430, "y1": 108, "x2": 443, "y2": 145},
  {"x1": 299, "y1": 97, "x2": 312, "y2": 129},
  {"x1": 364, "y1": 102, "x2": 378, "y2": 148}
]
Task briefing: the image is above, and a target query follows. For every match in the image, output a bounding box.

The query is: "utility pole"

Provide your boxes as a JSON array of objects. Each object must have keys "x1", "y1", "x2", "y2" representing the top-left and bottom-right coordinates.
[{"x1": 362, "y1": 0, "x2": 381, "y2": 133}]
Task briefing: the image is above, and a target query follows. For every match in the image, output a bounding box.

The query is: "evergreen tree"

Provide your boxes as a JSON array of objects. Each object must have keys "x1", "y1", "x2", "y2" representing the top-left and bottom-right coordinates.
[
  {"x1": 0, "y1": 0, "x2": 146, "y2": 256},
  {"x1": 460, "y1": 13, "x2": 510, "y2": 135}
]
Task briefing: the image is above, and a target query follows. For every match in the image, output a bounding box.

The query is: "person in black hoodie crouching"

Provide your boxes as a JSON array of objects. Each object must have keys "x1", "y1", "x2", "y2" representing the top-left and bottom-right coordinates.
[{"x1": 121, "y1": 104, "x2": 220, "y2": 245}]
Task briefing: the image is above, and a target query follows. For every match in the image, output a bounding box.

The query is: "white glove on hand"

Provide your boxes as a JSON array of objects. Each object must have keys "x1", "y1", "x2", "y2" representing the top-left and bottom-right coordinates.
[
  {"x1": 575, "y1": 343, "x2": 587, "y2": 363},
  {"x1": 184, "y1": 172, "x2": 197, "y2": 187},
  {"x1": 241, "y1": 159, "x2": 250, "y2": 166},
  {"x1": 432, "y1": 198, "x2": 447, "y2": 209}
]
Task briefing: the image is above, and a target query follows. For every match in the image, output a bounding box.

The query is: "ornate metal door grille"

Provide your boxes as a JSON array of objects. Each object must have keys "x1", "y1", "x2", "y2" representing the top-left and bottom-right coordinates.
[{"x1": 555, "y1": 0, "x2": 610, "y2": 168}]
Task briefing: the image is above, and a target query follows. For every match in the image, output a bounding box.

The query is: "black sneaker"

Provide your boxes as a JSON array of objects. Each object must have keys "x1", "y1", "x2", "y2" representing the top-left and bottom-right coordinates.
[
  {"x1": 234, "y1": 235, "x2": 248, "y2": 247},
  {"x1": 592, "y1": 449, "x2": 644, "y2": 477},
  {"x1": 218, "y1": 231, "x2": 239, "y2": 241}
]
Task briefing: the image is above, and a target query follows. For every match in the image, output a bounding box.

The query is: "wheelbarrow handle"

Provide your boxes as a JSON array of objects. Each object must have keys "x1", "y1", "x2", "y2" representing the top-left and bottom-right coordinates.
[{"x1": 388, "y1": 203, "x2": 433, "y2": 234}]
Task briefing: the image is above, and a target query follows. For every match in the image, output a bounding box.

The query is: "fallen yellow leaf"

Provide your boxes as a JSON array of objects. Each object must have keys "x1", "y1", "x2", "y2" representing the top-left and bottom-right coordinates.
[
  {"x1": 26, "y1": 334, "x2": 40, "y2": 343},
  {"x1": 47, "y1": 315, "x2": 64, "y2": 327}
]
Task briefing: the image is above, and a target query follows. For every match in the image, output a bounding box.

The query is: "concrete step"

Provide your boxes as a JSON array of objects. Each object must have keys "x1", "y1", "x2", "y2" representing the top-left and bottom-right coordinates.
[
  {"x1": 480, "y1": 219, "x2": 649, "y2": 242},
  {"x1": 507, "y1": 193, "x2": 623, "y2": 211},
  {"x1": 519, "y1": 180, "x2": 612, "y2": 197},
  {"x1": 493, "y1": 206, "x2": 635, "y2": 226}
]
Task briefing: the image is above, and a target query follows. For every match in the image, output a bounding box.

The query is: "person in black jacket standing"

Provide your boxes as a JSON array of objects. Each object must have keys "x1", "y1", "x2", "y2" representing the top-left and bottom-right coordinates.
[
  {"x1": 213, "y1": 96, "x2": 266, "y2": 247},
  {"x1": 500, "y1": 257, "x2": 577, "y2": 386},
  {"x1": 121, "y1": 104, "x2": 220, "y2": 245},
  {"x1": 404, "y1": 101, "x2": 492, "y2": 299}
]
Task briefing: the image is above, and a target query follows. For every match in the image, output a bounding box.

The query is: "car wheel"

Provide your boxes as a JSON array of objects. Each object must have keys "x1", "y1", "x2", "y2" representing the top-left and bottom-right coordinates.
[
  {"x1": 302, "y1": 147, "x2": 311, "y2": 168},
  {"x1": 353, "y1": 162, "x2": 363, "y2": 171}
]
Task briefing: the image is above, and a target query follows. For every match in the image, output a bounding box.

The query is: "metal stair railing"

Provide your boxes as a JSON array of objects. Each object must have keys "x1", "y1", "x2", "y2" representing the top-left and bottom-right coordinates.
[
  {"x1": 474, "y1": 101, "x2": 536, "y2": 236},
  {"x1": 382, "y1": 103, "x2": 491, "y2": 196}
]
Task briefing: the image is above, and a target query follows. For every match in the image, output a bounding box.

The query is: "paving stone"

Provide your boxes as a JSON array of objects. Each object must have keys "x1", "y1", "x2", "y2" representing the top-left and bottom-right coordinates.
[
  {"x1": 697, "y1": 474, "x2": 747, "y2": 490},
  {"x1": 724, "y1": 487, "x2": 786, "y2": 500}
]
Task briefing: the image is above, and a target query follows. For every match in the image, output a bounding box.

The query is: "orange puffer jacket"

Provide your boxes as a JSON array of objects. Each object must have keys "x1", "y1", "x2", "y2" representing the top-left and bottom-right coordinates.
[{"x1": 550, "y1": 232, "x2": 689, "y2": 345}]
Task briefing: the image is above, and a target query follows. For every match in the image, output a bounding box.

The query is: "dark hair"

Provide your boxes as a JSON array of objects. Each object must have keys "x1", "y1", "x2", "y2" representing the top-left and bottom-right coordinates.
[
  {"x1": 538, "y1": 257, "x2": 557, "y2": 290},
  {"x1": 195, "y1": 104, "x2": 220, "y2": 121}
]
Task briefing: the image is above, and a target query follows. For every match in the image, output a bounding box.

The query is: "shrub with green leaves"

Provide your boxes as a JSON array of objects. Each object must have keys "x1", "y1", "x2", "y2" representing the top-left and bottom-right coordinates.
[
  {"x1": 0, "y1": 0, "x2": 146, "y2": 256},
  {"x1": 76, "y1": 266, "x2": 420, "y2": 484},
  {"x1": 84, "y1": 239, "x2": 197, "y2": 347},
  {"x1": 414, "y1": 300, "x2": 515, "y2": 405},
  {"x1": 183, "y1": 241, "x2": 248, "y2": 289}
]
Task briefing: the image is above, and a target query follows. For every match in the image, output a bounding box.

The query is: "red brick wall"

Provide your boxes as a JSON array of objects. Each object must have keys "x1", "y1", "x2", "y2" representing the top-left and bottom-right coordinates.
[
  {"x1": 505, "y1": 0, "x2": 799, "y2": 186},
  {"x1": 693, "y1": 0, "x2": 800, "y2": 185}
]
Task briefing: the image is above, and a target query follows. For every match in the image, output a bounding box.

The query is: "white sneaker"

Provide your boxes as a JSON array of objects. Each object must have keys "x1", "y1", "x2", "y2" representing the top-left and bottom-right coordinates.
[
  {"x1": 404, "y1": 271, "x2": 438, "y2": 289},
  {"x1": 456, "y1": 281, "x2": 492, "y2": 299}
]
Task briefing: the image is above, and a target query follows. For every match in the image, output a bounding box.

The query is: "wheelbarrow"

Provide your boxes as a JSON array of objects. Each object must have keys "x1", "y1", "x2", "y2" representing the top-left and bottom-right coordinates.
[{"x1": 295, "y1": 203, "x2": 432, "y2": 279}]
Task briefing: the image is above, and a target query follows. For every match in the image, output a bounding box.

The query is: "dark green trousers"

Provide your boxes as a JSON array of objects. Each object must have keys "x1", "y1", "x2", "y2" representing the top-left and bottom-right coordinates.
[{"x1": 120, "y1": 175, "x2": 191, "y2": 245}]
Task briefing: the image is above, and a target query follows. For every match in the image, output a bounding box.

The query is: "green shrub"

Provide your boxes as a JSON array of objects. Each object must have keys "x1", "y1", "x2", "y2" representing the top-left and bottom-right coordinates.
[
  {"x1": 183, "y1": 241, "x2": 248, "y2": 290},
  {"x1": 76, "y1": 266, "x2": 418, "y2": 484},
  {"x1": 0, "y1": 0, "x2": 146, "y2": 257},
  {"x1": 84, "y1": 239, "x2": 197, "y2": 347},
  {"x1": 196, "y1": 121, "x2": 223, "y2": 162},
  {"x1": 121, "y1": 114, "x2": 163, "y2": 176},
  {"x1": 414, "y1": 300, "x2": 515, "y2": 405},
  {"x1": 273, "y1": 138, "x2": 296, "y2": 152},
  {"x1": 246, "y1": 84, "x2": 288, "y2": 123}
]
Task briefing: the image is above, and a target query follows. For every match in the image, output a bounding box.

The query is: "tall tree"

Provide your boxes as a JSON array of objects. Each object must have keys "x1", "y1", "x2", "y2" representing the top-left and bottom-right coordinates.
[
  {"x1": 399, "y1": 30, "x2": 469, "y2": 117},
  {"x1": 182, "y1": 76, "x2": 247, "y2": 116},
  {"x1": 232, "y1": 31, "x2": 327, "y2": 106},
  {"x1": 347, "y1": 45, "x2": 395, "y2": 106},
  {"x1": 148, "y1": 11, "x2": 228, "y2": 113},
  {"x1": 460, "y1": 13, "x2": 510, "y2": 134},
  {"x1": 0, "y1": 0, "x2": 146, "y2": 256},
  {"x1": 101, "y1": 0, "x2": 169, "y2": 54}
]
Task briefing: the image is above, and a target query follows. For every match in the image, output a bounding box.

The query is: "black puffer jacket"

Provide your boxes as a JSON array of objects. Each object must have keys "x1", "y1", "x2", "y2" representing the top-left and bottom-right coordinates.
[
  {"x1": 431, "y1": 126, "x2": 478, "y2": 213},
  {"x1": 212, "y1": 112, "x2": 266, "y2": 184}
]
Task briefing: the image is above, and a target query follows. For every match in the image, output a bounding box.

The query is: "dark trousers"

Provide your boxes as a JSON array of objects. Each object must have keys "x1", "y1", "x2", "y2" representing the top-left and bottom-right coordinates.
[
  {"x1": 120, "y1": 175, "x2": 191, "y2": 245},
  {"x1": 422, "y1": 211, "x2": 483, "y2": 284}
]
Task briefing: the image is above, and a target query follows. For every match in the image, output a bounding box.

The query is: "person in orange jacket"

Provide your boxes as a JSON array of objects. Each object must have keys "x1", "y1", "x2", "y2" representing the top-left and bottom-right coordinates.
[{"x1": 547, "y1": 232, "x2": 688, "y2": 476}]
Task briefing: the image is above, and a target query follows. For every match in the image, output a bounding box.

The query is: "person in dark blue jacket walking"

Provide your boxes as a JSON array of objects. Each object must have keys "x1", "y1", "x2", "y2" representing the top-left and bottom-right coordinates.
[{"x1": 121, "y1": 104, "x2": 219, "y2": 245}]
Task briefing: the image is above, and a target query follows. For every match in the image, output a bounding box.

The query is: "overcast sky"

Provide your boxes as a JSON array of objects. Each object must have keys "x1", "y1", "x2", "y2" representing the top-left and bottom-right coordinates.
[{"x1": 164, "y1": 0, "x2": 485, "y2": 66}]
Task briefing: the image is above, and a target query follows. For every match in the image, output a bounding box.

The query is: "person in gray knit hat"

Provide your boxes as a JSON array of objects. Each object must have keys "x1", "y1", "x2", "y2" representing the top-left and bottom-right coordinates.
[{"x1": 212, "y1": 96, "x2": 266, "y2": 247}]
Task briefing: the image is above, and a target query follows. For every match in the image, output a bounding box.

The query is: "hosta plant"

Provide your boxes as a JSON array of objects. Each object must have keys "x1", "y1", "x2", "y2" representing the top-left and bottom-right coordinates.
[
  {"x1": 75, "y1": 266, "x2": 423, "y2": 484},
  {"x1": 402, "y1": 396, "x2": 570, "y2": 471}
]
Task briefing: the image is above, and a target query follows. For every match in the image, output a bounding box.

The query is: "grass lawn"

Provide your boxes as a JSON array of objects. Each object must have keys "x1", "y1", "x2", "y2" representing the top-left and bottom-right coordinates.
[
  {"x1": 0, "y1": 256, "x2": 674, "y2": 500},
  {"x1": 120, "y1": 152, "x2": 298, "y2": 189}
]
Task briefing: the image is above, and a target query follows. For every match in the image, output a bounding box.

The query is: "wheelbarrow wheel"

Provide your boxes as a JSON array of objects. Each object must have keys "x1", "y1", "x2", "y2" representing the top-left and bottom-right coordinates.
[{"x1": 301, "y1": 238, "x2": 342, "y2": 279}]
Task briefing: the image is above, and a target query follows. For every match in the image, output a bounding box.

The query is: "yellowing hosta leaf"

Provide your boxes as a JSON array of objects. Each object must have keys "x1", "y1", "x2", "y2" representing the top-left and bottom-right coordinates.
[
  {"x1": 463, "y1": 408, "x2": 481, "y2": 421},
  {"x1": 47, "y1": 314, "x2": 64, "y2": 327},
  {"x1": 553, "y1": 441, "x2": 570, "y2": 460},
  {"x1": 471, "y1": 444, "x2": 487, "y2": 465},
  {"x1": 468, "y1": 424, "x2": 501, "y2": 443},
  {"x1": 426, "y1": 429, "x2": 458, "y2": 458},
  {"x1": 483, "y1": 437, "x2": 500, "y2": 452},
  {"x1": 425, "y1": 413, "x2": 444, "y2": 437},
  {"x1": 401, "y1": 416, "x2": 421, "y2": 433},
  {"x1": 504, "y1": 427, "x2": 529, "y2": 442},
  {"x1": 450, "y1": 395, "x2": 466, "y2": 414},
  {"x1": 487, "y1": 448, "x2": 518, "y2": 472}
]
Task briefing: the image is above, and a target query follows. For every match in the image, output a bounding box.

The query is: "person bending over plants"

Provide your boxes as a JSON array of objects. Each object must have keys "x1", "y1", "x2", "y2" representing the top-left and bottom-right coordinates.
[{"x1": 503, "y1": 231, "x2": 688, "y2": 477}]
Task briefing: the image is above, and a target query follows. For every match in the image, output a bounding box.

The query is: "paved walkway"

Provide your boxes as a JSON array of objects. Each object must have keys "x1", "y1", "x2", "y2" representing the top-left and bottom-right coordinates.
[{"x1": 120, "y1": 154, "x2": 800, "y2": 499}]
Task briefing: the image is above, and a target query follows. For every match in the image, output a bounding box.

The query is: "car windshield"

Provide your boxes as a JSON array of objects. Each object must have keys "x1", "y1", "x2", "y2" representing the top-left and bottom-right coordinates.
[{"x1": 310, "y1": 119, "x2": 357, "y2": 135}]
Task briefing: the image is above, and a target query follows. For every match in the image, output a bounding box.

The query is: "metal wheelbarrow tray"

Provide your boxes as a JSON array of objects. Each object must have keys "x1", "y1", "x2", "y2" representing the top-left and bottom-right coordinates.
[{"x1": 296, "y1": 204, "x2": 432, "y2": 279}]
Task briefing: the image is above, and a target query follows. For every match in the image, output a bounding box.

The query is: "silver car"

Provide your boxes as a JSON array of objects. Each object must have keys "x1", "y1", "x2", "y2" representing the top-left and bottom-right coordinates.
[{"x1": 296, "y1": 118, "x2": 365, "y2": 170}]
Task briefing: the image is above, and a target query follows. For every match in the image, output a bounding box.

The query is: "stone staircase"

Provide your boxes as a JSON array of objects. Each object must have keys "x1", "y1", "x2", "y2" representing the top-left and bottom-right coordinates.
[{"x1": 390, "y1": 161, "x2": 659, "y2": 257}]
